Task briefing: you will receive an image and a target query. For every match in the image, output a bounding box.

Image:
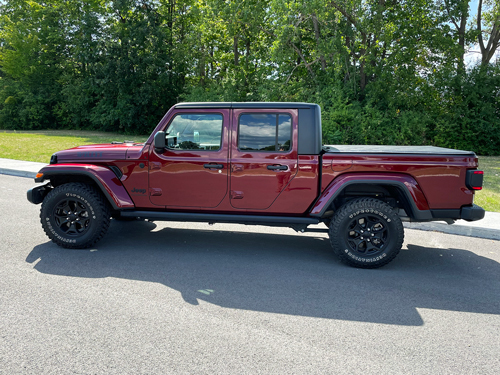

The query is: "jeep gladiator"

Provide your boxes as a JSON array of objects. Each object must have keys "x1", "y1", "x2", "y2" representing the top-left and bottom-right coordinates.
[{"x1": 27, "y1": 102, "x2": 485, "y2": 268}]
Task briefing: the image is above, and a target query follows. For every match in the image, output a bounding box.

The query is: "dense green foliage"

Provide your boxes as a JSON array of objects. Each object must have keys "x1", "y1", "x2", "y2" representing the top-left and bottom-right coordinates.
[{"x1": 1, "y1": 0, "x2": 499, "y2": 154}]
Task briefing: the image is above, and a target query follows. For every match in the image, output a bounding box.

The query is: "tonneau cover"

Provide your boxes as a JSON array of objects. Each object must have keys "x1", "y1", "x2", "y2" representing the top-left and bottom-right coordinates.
[{"x1": 323, "y1": 145, "x2": 475, "y2": 155}]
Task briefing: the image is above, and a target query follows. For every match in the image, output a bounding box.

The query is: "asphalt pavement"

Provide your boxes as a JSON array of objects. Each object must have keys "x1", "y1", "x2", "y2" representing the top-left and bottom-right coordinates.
[
  {"x1": 1, "y1": 173, "x2": 499, "y2": 374},
  {"x1": 2, "y1": 157, "x2": 499, "y2": 241}
]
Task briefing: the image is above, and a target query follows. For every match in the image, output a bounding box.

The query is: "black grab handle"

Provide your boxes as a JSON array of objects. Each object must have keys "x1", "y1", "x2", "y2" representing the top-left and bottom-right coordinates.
[
  {"x1": 204, "y1": 164, "x2": 224, "y2": 169},
  {"x1": 267, "y1": 165, "x2": 288, "y2": 171}
]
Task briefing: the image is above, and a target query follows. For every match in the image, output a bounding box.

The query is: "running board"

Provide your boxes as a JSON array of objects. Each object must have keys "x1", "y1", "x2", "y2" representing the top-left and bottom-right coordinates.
[
  {"x1": 120, "y1": 210, "x2": 320, "y2": 227},
  {"x1": 302, "y1": 228, "x2": 329, "y2": 233}
]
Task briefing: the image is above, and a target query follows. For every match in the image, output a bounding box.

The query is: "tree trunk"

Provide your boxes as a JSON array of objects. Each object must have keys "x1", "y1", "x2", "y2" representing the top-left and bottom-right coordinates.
[
  {"x1": 200, "y1": 44, "x2": 205, "y2": 86},
  {"x1": 444, "y1": 0, "x2": 468, "y2": 73},
  {"x1": 312, "y1": 13, "x2": 327, "y2": 71},
  {"x1": 233, "y1": 36, "x2": 239, "y2": 66},
  {"x1": 458, "y1": 13, "x2": 467, "y2": 73},
  {"x1": 478, "y1": 0, "x2": 500, "y2": 67}
]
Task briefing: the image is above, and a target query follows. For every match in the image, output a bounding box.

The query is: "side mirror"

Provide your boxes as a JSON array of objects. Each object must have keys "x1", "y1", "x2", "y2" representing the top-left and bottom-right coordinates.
[{"x1": 154, "y1": 131, "x2": 166, "y2": 153}]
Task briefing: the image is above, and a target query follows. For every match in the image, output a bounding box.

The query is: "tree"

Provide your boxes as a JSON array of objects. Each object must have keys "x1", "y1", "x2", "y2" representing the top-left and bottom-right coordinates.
[
  {"x1": 0, "y1": 0, "x2": 71, "y2": 128},
  {"x1": 477, "y1": 0, "x2": 500, "y2": 66}
]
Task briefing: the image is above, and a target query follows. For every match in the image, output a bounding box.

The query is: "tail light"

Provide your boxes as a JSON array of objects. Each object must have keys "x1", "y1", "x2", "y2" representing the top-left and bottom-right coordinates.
[{"x1": 466, "y1": 170, "x2": 484, "y2": 191}]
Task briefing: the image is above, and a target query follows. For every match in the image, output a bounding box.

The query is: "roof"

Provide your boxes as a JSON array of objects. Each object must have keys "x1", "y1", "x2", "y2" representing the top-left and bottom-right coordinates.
[{"x1": 174, "y1": 102, "x2": 317, "y2": 109}]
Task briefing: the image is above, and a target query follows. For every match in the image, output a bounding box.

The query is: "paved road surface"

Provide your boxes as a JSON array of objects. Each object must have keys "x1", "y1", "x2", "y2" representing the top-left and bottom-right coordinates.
[{"x1": 1, "y1": 175, "x2": 499, "y2": 374}]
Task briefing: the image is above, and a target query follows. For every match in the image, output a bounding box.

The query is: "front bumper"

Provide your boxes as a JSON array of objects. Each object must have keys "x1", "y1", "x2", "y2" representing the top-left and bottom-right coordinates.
[{"x1": 27, "y1": 183, "x2": 51, "y2": 205}]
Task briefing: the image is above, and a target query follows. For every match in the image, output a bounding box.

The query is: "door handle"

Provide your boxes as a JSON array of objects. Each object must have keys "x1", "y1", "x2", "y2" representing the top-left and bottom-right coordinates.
[
  {"x1": 204, "y1": 164, "x2": 224, "y2": 169},
  {"x1": 267, "y1": 165, "x2": 288, "y2": 171}
]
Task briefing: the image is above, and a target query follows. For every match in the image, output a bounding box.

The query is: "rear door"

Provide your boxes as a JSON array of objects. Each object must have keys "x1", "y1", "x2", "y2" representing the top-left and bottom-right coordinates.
[{"x1": 229, "y1": 109, "x2": 298, "y2": 209}]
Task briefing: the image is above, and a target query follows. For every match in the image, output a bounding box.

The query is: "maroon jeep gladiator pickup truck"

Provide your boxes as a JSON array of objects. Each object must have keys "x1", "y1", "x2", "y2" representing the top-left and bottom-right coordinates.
[{"x1": 27, "y1": 102, "x2": 485, "y2": 268}]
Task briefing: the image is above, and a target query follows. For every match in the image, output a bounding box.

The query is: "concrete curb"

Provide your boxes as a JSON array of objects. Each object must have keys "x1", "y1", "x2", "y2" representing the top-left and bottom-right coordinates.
[
  {"x1": 0, "y1": 168, "x2": 38, "y2": 179},
  {"x1": 0, "y1": 158, "x2": 46, "y2": 179},
  {"x1": 404, "y1": 222, "x2": 500, "y2": 241}
]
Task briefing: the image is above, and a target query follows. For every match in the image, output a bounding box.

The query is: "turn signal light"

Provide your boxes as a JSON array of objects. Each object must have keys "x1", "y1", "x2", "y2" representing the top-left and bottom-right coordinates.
[{"x1": 36, "y1": 173, "x2": 44, "y2": 179}]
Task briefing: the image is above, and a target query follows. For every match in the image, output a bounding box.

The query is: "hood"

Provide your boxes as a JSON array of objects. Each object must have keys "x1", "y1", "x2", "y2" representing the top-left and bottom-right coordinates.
[{"x1": 54, "y1": 143, "x2": 144, "y2": 163}]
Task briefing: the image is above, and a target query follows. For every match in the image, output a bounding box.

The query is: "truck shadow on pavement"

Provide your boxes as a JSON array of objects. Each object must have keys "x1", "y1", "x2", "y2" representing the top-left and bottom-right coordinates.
[{"x1": 26, "y1": 221, "x2": 500, "y2": 326}]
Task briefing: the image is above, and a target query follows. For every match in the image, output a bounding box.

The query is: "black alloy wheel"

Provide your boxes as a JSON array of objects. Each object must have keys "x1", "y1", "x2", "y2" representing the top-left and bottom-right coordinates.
[
  {"x1": 344, "y1": 214, "x2": 388, "y2": 256},
  {"x1": 53, "y1": 199, "x2": 91, "y2": 236}
]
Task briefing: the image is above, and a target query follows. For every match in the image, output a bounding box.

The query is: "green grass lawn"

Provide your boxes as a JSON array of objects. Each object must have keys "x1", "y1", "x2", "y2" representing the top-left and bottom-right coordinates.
[
  {"x1": 0, "y1": 130, "x2": 149, "y2": 163},
  {"x1": 475, "y1": 156, "x2": 500, "y2": 213},
  {"x1": 1, "y1": 130, "x2": 499, "y2": 212}
]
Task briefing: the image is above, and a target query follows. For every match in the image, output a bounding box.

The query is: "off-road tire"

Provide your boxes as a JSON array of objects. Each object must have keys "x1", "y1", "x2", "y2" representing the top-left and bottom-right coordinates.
[
  {"x1": 40, "y1": 182, "x2": 111, "y2": 249},
  {"x1": 329, "y1": 198, "x2": 404, "y2": 268}
]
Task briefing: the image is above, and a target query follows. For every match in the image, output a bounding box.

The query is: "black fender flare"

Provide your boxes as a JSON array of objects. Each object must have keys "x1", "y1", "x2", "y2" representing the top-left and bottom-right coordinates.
[
  {"x1": 309, "y1": 173, "x2": 432, "y2": 221},
  {"x1": 34, "y1": 164, "x2": 135, "y2": 210}
]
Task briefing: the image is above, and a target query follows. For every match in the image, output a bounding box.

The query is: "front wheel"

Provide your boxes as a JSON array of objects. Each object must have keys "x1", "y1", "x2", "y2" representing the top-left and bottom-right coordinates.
[
  {"x1": 329, "y1": 198, "x2": 404, "y2": 268},
  {"x1": 40, "y1": 182, "x2": 111, "y2": 249}
]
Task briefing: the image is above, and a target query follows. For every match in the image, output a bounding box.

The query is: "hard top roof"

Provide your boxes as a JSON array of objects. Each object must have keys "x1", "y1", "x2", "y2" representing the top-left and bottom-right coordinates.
[{"x1": 174, "y1": 102, "x2": 317, "y2": 109}]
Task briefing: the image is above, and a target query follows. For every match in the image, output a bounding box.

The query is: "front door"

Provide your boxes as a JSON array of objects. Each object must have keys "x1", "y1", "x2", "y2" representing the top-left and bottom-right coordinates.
[
  {"x1": 149, "y1": 109, "x2": 229, "y2": 208},
  {"x1": 230, "y1": 109, "x2": 298, "y2": 210}
]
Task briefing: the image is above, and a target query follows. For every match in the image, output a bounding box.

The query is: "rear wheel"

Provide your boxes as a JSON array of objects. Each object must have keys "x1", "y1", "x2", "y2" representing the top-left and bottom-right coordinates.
[
  {"x1": 329, "y1": 198, "x2": 404, "y2": 268},
  {"x1": 40, "y1": 183, "x2": 111, "y2": 248}
]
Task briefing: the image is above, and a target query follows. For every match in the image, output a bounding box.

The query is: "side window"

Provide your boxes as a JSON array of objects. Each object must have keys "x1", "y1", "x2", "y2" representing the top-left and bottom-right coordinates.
[
  {"x1": 165, "y1": 113, "x2": 223, "y2": 151},
  {"x1": 238, "y1": 113, "x2": 292, "y2": 152}
]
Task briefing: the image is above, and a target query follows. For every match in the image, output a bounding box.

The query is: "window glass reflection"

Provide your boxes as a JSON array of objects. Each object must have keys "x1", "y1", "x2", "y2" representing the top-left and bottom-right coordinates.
[
  {"x1": 238, "y1": 113, "x2": 291, "y2": 152},
  {"x1": 166, "y1": 114, "x2": 223, "y2": 150}
]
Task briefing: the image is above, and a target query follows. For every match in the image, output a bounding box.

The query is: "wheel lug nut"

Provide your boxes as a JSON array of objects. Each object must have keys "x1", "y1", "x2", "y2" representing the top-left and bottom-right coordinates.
[{"x1": 371, "y1": 233, "x2": 374, "y2": 236}]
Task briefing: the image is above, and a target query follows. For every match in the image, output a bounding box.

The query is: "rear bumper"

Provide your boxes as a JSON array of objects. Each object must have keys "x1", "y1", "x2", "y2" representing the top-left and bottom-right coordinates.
[
  {"x1": 460, "y1": 204, "x2": 485, "y2": 221},
  {"x1": 429, "y1": 204, "x2": 485, "y2": 222}
]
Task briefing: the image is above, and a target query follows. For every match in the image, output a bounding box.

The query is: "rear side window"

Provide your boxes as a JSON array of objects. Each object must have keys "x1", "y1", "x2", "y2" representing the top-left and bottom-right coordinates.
[
  {"x1": 238, "y1": 114, "x2": 292, "y2": 152},
  {"x1": 166, "y1": 113, "x2": 223, "y2": 151}
]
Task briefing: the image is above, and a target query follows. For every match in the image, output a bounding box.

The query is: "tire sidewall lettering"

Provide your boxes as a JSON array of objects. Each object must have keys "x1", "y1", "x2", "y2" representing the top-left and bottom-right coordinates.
[
  {"x1": 44, "y1": 216, "x2": 77, "y2": 243},
  {"x1": 65, "y1": 192, "x2": 96, "y2": 218},
  {"x1": 344, "y1": 248, "x2": 387, "y2": 263}
]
